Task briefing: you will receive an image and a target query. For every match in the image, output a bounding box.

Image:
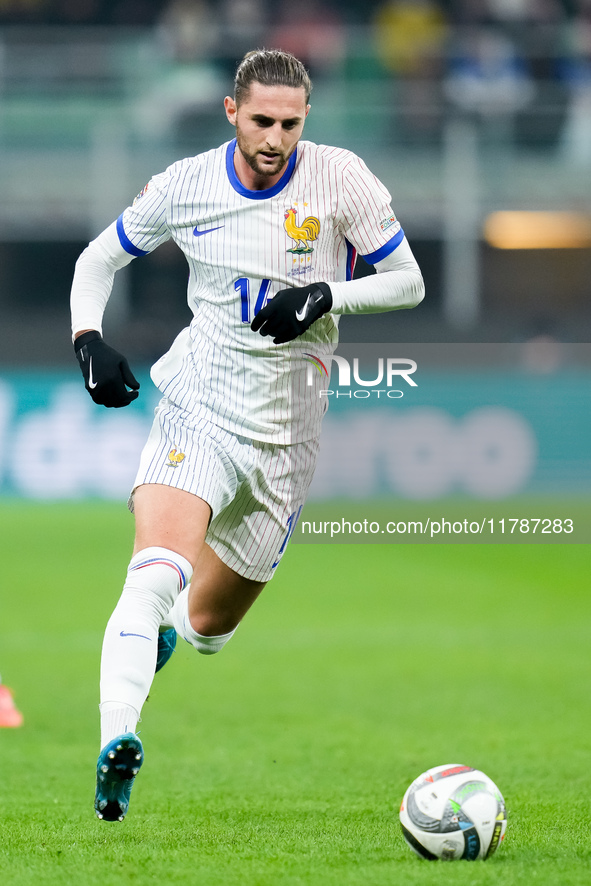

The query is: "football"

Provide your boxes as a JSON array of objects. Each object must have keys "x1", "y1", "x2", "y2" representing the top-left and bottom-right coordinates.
[{"x1": 399, "y1": 763, "x2": 507, "y2": 860}]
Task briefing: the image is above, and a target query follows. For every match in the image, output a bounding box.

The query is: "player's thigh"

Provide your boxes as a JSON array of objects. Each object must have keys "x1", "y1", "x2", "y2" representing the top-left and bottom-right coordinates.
[
  {"x1": 187, "y1": 542, "x2": 267, "y2": 635},
  {"x1": 132, "y1": 483, "x2": 212, "y2": 566}
]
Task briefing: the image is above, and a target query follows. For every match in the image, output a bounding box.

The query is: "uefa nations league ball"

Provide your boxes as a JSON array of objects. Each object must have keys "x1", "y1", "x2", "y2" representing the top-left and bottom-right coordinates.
[{"x1": 399, "y1": 764, "x2": 507, "y2": 860}]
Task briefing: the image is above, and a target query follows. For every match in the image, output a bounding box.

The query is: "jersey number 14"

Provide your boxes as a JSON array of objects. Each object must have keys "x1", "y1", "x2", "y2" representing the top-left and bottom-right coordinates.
[{"x1": 235, "y1": 277, "x2": 272, "y2": 323}]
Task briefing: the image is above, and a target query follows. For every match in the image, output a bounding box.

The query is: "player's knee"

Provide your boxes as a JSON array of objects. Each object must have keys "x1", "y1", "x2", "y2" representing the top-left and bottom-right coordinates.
[
  {"x1": 189, "y1": 611, "x2": 236, "y2": 638},
  {"x1": 124, "y1": 546, "x2": 193, "y2": 613},
  {"x1": 169, "y1": 589, "x2": 238, "y2": 653}
]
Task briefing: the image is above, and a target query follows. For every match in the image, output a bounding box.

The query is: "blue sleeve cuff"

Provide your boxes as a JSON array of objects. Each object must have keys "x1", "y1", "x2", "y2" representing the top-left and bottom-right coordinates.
[
  {"x1": 361, "y1": 228, "x2": 405, "y2": 265},
  {"x1": 116, "y1": 214, "x2": 149, "y2": 257}
]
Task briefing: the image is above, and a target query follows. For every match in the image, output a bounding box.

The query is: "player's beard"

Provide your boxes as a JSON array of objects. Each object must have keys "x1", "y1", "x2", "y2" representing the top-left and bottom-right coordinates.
[{"x1": 235, "y1": 129, "x2": 290, "y2": 178}]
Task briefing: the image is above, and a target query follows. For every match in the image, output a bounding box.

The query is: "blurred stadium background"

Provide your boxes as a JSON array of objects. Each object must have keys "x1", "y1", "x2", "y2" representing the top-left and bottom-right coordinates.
[
  {"x1": 1, "y1": 10, "x2": 589, "y2": 882},
  {"x1": 0, "y1": 0, "x2": 589, "y2": 512}
]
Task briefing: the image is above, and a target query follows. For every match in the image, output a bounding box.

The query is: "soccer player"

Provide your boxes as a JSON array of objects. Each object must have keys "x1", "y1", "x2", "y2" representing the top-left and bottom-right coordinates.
[{"x1": 70, "y1": 49, "x2": 424, "y2": 822}]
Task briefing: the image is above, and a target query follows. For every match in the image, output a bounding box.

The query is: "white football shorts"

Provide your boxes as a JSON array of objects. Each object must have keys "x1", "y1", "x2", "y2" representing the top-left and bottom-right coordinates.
[{"x1": 129, "y1": 398, "x2": 319, "y2": 582}]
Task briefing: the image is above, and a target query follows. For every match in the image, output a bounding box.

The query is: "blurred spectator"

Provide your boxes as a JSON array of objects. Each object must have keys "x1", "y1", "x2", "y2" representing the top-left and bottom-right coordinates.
[
  {"x1": 221, "y1": 0, "x2": 267, "y2": 64},
  {"x1": 473, "y1": 0, "x2": 567, "y2": 148},
  {"x1": 158, "y1": 0, "x2": 220, "y2": 62},
  {"x1": 482, "y1": 0, "x2": 559, "y2": 24},
  {"x1": 134, "y1": 0, "x2": 224, "y2": 142},
  {"x1": 373, "y1": 0, "x2": 448, "y2": 140},
  {"x1": 373, "y1": 0, "x2": 448, "y2": 77},
  {"x1": 450, "y1": 0, "x2": 564, "y2": 27},
  {"x1": 483, "y1": 0, "x2": 565, "y2": 89},
  {"x1": 444, "y1": 26, "x2": 535, "y2": 116},
  {"x1": 268, "y1": 0, "x2": 346, "y2": 75},
  {"x1": 485, "y1": 0, "x2": 533, "y2": 22}
]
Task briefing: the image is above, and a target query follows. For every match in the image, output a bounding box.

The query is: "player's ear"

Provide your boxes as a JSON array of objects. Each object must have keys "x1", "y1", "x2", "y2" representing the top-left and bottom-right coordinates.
[
  {"x1": 305, "y1": 104, "x2": 311, "y2": 118},
  {"x1": 224, "y1": 96, "x2": 237, "y2": 126}
]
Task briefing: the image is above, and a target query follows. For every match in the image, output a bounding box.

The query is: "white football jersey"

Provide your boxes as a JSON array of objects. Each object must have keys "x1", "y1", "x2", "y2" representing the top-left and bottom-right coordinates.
[{"x1": 117, "y1": 138, "x2": 404, "y2": 443}]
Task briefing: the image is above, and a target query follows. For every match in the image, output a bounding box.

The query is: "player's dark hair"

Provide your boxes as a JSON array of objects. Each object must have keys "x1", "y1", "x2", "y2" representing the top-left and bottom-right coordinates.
[{"x1": 234, "y1": 49, "x2": 312, "y2": 106}]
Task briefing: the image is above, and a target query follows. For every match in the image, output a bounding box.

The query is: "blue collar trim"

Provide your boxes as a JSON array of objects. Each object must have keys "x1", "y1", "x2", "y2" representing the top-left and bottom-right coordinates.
[{"x1": 225, "y1": 138, "x2": 298, "y2": 200}]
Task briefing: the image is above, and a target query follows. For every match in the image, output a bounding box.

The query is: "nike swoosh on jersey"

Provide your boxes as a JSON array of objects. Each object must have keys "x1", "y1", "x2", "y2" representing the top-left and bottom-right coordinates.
[
  {"x1": 120, "y1": 631, "x2": 152, "y2": 641},
  {"x1": 193, "y1": 225, "x2": 225, "y2": 237},
  {"x1": 88, "y1": 357, "x2": 98, "y2": 389},
  {"x1": 295, "y1": 293, "x2": 315, "y2": 322}
]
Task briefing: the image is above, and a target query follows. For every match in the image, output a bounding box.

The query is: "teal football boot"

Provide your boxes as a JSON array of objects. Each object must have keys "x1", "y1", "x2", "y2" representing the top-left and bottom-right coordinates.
[
  {"x1": 156, "y1": 628, "x2": 177, "y2": 673},
  {"x1": 95, "y1": 732, "x2": 143, "y2": 821}
]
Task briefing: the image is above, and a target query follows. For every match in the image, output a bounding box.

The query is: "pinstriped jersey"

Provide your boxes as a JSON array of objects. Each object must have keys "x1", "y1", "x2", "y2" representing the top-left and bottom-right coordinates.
[{"x1": 117, "y1": 138, "x2": 403, "y2": 443}]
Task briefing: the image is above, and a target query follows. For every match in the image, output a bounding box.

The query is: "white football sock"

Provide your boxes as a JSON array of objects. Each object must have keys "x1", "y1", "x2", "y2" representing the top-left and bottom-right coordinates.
[
  {"x1": 99, "y1": 547, "x2": 193, "y2": 747},
  {"x1": 170, "y1": 587, "x2": 237, "y2": 654},
  {"x1": 100, "y1": 702, "x2": 140, "y2": 749}
]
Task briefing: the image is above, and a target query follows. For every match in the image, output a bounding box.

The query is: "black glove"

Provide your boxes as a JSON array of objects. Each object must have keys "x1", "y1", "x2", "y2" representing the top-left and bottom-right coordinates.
[
  {"x1": 251, "y1": 282, "x2": 332, "y2": 344},
  {"x1": 74, "y1": 331, "x2": 140, "y2": 408}
]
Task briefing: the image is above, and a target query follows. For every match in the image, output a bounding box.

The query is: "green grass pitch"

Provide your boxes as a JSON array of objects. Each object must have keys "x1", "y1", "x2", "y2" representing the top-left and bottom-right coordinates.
[{"x1": 0, "y1": 501, "x2": 589, "y2": 885}]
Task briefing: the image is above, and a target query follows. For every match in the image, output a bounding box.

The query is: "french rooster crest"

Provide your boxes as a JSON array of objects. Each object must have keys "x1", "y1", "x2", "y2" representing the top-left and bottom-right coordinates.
[
  {"x1": 284, "y1": 207, "x2": 320, "y2": 254},
  {"x1": 166, "y1": 448, "x2": 185, "y2": 467}
]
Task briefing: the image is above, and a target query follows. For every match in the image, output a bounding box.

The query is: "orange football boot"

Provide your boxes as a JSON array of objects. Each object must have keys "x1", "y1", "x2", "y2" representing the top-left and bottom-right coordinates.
[{"x1": 0, "y1": 684, "x2": 24, "y2": 727}]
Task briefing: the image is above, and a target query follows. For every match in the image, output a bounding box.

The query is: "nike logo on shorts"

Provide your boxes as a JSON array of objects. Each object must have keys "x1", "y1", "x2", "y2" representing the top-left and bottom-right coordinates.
[
  {"x1": 193, "y1": 225, "x2": 225, "y2": 237},
  {"x1": 88, "y1": 357, "x2": 97, "y2": 389},
  {"x1": 120, "y1": 631, "x2": 152, "y2": 641}
]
